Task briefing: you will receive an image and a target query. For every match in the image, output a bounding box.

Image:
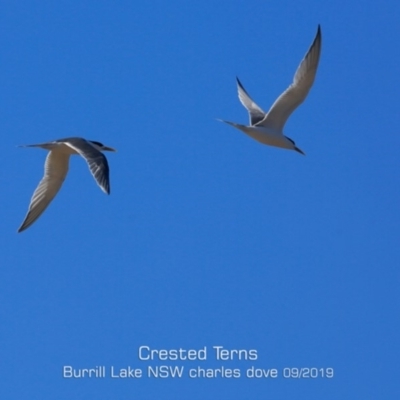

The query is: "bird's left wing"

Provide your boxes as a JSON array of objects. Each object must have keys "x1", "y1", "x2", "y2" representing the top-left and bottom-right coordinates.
[{"x1": 18, "y1": 151, "x2": 70, "y2": 232}]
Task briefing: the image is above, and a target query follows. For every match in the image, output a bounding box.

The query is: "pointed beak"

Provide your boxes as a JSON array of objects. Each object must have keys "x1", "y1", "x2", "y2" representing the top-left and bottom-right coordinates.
[
  {"x1": 103, "y1": 146, "x2": 117, "y2": 152},
  {"x1": 294, "y1": 146, "x2": 305, "y2": 155},
  {"x1": 217, "y1": 119, "x2": 248, "y2": 132},
  {"x1": 216, "y1": 118, "x2": 234, "y2": 125}
]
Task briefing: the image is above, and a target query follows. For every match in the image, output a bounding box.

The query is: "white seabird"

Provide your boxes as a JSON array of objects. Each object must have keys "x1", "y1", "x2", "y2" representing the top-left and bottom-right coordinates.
[
  {"x1": 219, "y1": 25, "x2": 322, "y2": 155},
  {"x1": 18, "y1": 137, "x2": 116, "y2": 232}
]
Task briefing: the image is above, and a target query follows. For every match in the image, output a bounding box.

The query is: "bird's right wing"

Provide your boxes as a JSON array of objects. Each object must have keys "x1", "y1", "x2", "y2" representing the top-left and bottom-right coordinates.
[
  {"x1": 63, "y1": 138, "x2": 110, "y2": 194},
  {"x1": 236, "y1": 77, "x2": 266, "y2": 125},
  {"x1": 18, "y1": 151, "x2": 69, "y2": 232},
  {"x1": 258, "y1": 25, "x2": 322, "y2": 131}
]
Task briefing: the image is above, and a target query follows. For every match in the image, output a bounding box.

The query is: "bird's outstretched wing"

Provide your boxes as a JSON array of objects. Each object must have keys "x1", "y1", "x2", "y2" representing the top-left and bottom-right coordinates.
[
  {"x1": 236, "y1": 77, "x2": 266, "y2": 125},
  {"x1": 258, "y1": 25, "x2": 322, "y2": 131},
  {"x1": 61, "y1": 138, "x2": 111, "y2": 194},
  {"x1": 18, "y1": 151, "x2": 69, "y2": 232}
]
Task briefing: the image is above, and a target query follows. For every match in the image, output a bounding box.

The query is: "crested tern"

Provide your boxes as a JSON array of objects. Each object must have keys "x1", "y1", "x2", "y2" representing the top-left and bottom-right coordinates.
[
  {"x1": 219, "y1": 25, "x2": 322, "y2": 155},
  {"x1": 18, "y1": 137, "x2": 116, "y2": 232}
]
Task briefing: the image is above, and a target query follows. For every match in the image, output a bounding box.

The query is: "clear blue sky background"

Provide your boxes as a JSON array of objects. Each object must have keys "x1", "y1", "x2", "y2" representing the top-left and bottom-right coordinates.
[{"x1": 1, "y1": 1, "x2": 399, "y2": 399}]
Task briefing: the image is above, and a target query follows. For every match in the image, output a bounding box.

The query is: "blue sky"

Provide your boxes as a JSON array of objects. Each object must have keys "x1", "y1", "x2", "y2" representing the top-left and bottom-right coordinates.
[{"x1": 1, "y1": 1, "x2": 399, "y2": 399}]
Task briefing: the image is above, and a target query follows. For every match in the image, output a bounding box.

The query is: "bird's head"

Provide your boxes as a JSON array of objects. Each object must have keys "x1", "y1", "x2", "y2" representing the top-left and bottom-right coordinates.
[
  {"x1": 285, "y1": 136, "x2": 305, "y2": 155},
  {"x1": 90, "y1": 141, "x2": 117, "y2": 152}
]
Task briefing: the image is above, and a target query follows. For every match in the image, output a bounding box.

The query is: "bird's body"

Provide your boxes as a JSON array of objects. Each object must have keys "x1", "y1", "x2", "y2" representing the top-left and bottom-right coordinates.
[
  {"x1": 18, "y1": 137, "x2": 116, "y2": 233},
  {"x1": 219, "y1": 25, "x2": 322, "y2": 155},
  {"x1": 220, "y1": 120, "x2": 297, "y2": 150}
]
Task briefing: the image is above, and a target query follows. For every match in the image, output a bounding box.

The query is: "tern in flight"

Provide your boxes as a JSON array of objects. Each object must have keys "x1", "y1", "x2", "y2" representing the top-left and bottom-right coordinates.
[
  {"x1": 18, "y1": 137, "x2": 116, "y2": 232},
  {"x1": 219, "y1": 25, "x2": 322, "y2": 155}
]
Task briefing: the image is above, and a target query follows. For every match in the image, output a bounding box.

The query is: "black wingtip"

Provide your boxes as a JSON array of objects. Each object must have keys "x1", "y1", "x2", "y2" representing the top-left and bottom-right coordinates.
[
  {"x1": 17, "y1": 223, "x2": 27, "y2": 233},
  {"x1": 294, "y1": 146, "x2": 306, "y2": 156},
  {"x1": 104, "y1": 181, "x2": 111, "y2": 195},
  {"x1": 316, "y1": 24, "x2": 322, "y2": 38},
  {"x1": 236, "y1": 76, "x2": 244, "y2": 88},
  {"x1": 308, "y1": 25, "x2": 322, "y2": 52},
  {"x1": 101, "y1": 183, "x2": 110, "y2": 195}
]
